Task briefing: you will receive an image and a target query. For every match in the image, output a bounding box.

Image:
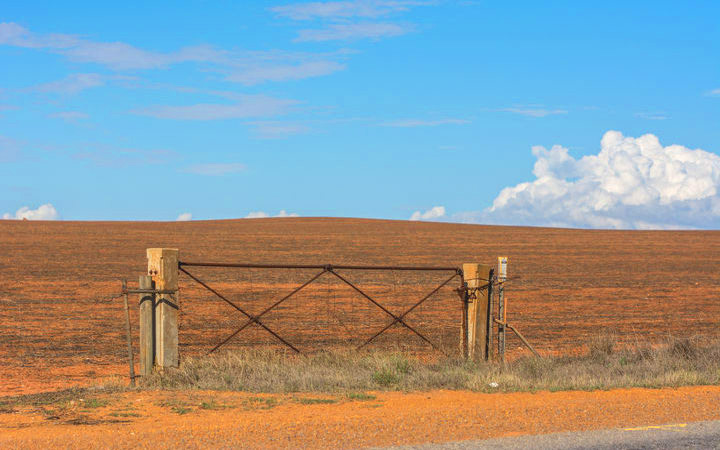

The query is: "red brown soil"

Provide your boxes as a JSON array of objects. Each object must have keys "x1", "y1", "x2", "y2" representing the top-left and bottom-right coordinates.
[
  {"x1": 1, "y1": 386, "x2": 720, "y2": 448},
  {"x1": 1, "y1": 218, "x2": 720, "y2": 395}
]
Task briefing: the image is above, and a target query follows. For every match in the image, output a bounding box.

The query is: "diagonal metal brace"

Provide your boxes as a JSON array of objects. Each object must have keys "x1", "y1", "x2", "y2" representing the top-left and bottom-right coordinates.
[
  {"x1": 327, "y1": 269, "x2": 443, "y2": 351},
  {"x1": 207, "y1": 268, "x2": 328, "y2": 354},
  {"x1": 179, "y1": 266, "x2": 302, "y2": 353},
  {"x1": 359, "y1": 272, "x2": 459, "y2": 350}
]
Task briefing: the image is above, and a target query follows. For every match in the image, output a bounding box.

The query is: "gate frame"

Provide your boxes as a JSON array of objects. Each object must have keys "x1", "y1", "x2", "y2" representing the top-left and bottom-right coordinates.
[{"x1": 139, "y1": 248, "x2": 496, "y2": 374}]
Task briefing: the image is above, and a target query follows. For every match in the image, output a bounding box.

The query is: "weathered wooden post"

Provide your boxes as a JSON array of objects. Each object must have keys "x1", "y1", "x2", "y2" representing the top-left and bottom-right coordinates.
[
  {"x1": 147, "y1": 248, "x2": 179, "y2": 369},
  {"x1": 121, "y1": 279, "x2": 136, "y2": 387},
  {"x1": 497, "y1": 256, "x2": 508, "y2": 364},
  {"x1": 462, "y1": 263, "x2": 494, "y2": 361},
  {"x1": 138, "y1": 275, "x2": 155, "y2": 377}
]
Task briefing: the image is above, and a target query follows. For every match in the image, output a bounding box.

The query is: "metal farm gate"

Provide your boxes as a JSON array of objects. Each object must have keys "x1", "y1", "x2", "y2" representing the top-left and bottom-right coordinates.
[
  {"x1": 178, "y1": 261, "x2": 466, "y2": 355},
  {"x1": 118, "y1": 249, "x2": 518, "y2": 383}
]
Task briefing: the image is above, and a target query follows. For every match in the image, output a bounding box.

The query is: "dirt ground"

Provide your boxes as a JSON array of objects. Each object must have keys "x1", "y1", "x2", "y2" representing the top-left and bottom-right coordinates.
[
  {"x1": 1, "y1": 218, "x2": 720, "y2": 395},
  {"x1": 1, "y1": 386, "x2": 720, "y2": 448}
]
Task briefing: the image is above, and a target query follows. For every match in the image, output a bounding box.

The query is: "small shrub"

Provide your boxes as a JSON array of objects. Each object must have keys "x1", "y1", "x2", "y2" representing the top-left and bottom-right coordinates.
[
  {"x1": 588, "y1": 333, "x2": 617, "y2": 360},
  {"x1": 171, "y1": 406, "x2": 191, "y2": 415},
  {"x1": 295, "y1": 397, "x2": 337, "y2": 405},
  {"x1": 346, "y1": 392, "x2": 376, "y2": 401},
  {"x1": 372, "y1": 368, "x2": 400, "y2": 387},
  {"x1": 199, "y1": 401, "x2": 220, "y2": 410},
  {"x1": 82, "y1": 398, "x2": 108, "y2": 409}
]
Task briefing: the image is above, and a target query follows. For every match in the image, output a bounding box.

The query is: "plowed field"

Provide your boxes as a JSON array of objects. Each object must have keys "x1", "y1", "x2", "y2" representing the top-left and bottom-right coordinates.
[{"x1": 1, "y1": 218, "x2": 719, "y2": 395}]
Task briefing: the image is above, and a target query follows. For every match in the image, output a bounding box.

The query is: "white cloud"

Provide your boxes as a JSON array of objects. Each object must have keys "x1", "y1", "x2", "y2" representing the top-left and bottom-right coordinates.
[
  {"x1": 0, "y1": 23, "x2": 345, "y2": 84},
  {"x1": 183, "y1": 163, "x2": 247, "y2": 176},
  {"x1": 0, "y1": 104, "x2": 18, "y2": 115},
  {"x1": 381, "y1": 118, "x2": 470, "y2": 127},
  {"x1": 461, "y1": 131, "x2": 720, "y2": 229},
  {"x1": 249, "y1": 121, "x2": 310, "y2": 138},
  {"x1": 225, "y1": 60, "x2": 345, "y2": 85},
  {"x1": 0, "y1": 135, "x2": 22, "y2": 162},
  {"x1": 72, "y1": 145, "x2": 174, "y2": 167},
  {"x1": 705, "y1": 88, "x2": 720, "y2": 97},
  {"x1": 635, "y1": 112, "x2": 668, "y2": 120},
  {"x1": 295, "y1": 22, "x2": 411, "y2": 41},
  {"x1": 133, "y1": 95, "x2": 297, "y2": 120},
  {"x1": 245, "y1": 210, "x2": 300, "y2": 218},
  {"x1": 32, "y1": 73, "x2": 104, "y2": 94},
  {"x1": 410, "y1": 206, "x2": 445, "y2": 221},
  {"x1": 176, "y1": 212, "x2": 192, "y2": 221},
  {"x1": 272, "y1": 1, "x2": 431, "y2": 20},
  {"x1": 498, "y1": 107, "x2": 568, "y2": 118},
  {"x1": 2, "y1": 203, "x2": 59, "y2": 220},
  {"x1": 49, "y1": 111, "x2": 89, "y2": 121},
  {"x1": 273, "y1": 1, "x2": 431, "y2": 42}
]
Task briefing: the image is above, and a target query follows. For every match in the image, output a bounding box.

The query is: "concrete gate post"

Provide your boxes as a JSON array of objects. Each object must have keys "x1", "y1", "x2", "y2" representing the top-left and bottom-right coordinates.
[{"x1": 147, "y1": 248, "x2": 179, "y2": 369}]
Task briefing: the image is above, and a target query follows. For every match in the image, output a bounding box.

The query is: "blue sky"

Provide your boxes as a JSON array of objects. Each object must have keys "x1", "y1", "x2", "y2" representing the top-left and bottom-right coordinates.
[{"x1": 1, "y1": 1, "x2": 719, "y2": 228}]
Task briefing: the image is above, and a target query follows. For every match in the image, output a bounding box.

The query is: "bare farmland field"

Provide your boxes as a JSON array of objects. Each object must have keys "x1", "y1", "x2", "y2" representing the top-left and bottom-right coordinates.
[{"x1": 1, "y1": 217, "x2": 719, "y2": 395}]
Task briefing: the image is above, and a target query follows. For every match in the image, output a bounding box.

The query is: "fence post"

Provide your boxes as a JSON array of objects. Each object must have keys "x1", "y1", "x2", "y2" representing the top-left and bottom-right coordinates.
[
  {"x1": 138, "y1": 275, "x2": 155, "y2": 377},
  {"x1": 460, "y1": 273, "x2": 468, "y2": 359},
  {"x1": 497, "y1": 257, "x2": 507, "y2": 364},
  {"x1": 121, "y1": 279, "x2": 136, "y2": 387},
  {"x1": 147, "y1": 248, "x2": 179, "y2": 369},
  {"x1": 462, "y1": 263, "x2": 493, "y2": 361}
]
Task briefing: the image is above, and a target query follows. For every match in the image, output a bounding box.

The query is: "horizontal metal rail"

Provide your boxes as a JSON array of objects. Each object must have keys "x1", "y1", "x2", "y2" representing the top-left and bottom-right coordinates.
[{"x1": 179, "y1": 261, "x2": 461, "y2": 273}]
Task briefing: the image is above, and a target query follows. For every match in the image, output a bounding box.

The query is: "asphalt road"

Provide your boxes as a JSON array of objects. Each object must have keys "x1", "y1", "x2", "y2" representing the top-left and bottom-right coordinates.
[{"x1": 388, "y1": 421, "x2": 720, "y2": 449}]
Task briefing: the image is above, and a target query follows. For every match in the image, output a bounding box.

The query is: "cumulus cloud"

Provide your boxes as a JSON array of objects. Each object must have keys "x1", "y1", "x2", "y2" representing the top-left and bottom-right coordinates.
[
  {"x1": 2, "y1": 203, "x2": 59, "y2": 220},
  {"x1": 176, "y1": 212, "x2": 192, "y2": 221},
  {"x1": 245, "y1": 210, "x2": 300, "y2": 218},
  {"x1": 183, "y1": 163, "x2": 247, "y2": 176},
  {"x1": 462, "y1": 131, "x2": 720, "y2": 229},
  {"x1": 410, "y1": 206, "x2": 445, "y2": 221}
]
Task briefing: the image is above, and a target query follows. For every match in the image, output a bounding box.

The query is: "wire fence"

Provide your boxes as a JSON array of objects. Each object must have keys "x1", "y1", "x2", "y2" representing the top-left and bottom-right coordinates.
[{"x1": 176, "y1": 262, "x2": 467, "y2": 357}]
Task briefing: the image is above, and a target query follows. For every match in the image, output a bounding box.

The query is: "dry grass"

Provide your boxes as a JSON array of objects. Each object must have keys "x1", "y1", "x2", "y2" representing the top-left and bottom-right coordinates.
[{"x1": 141, "y1": 335, "x2": 720, "y2": 393}]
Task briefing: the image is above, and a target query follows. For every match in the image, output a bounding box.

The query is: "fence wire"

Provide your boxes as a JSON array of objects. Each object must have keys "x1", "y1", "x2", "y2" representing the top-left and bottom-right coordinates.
[{"x1": 176, "y1": 264, "x2": 465, "y2": 357}]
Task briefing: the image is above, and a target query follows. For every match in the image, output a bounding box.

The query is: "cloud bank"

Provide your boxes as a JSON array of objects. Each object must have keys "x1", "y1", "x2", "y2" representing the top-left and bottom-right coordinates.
[
  {"x1": 0, "y1": 22, "x2": 344, "y2": 84},
  {"x1": 381, "y1": 118, "x2": 470, "y2": 127},
  {"x1": 3, "y1": 203, "x2": 59, "y2": 220},
  {"x1": 410, "y1": 206, "x2": 445, "y2": 221},
  {"x1": 272, "y1": 1, "x2": 429, "y2": 20},
  {"x1": 272, "y1": 1, "x2": 429, "y2": 42},
  {"x1": 245, "y1": 210, "x2": 299, "y2": 218},
  {"x1": 183, "y1": 163, "x2": 247, "y2": 176},
  {"x1": 176, "y1": 212, "x2": 192, "y2": 221},
  {"x1": 461, "y1": 131, "x2": 720, "y2": 229},
  {"x1": 133, "y1": 94, "x2": 297, "y2": 121}
]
